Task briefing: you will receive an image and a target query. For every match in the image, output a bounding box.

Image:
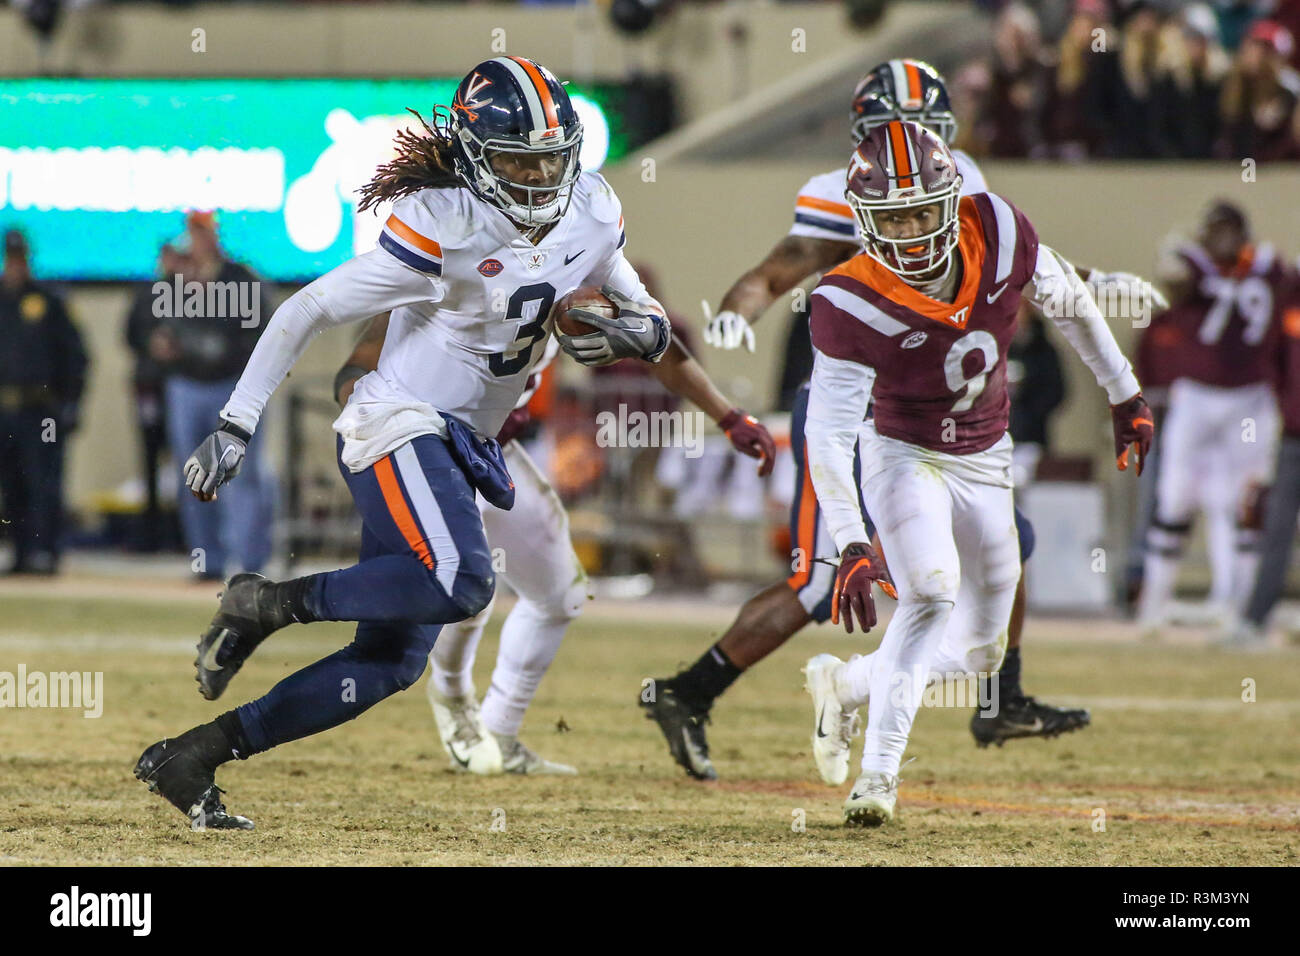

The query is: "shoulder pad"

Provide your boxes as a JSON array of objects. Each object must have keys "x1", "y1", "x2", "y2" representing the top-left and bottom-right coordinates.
[
  {"x1": 579, "y1": 171, "x2": 622, "y2": 225},
  {"x1": 796, "y1": 169, "x2": 850, "y2": 205},
  {"x1": 393, "y1": 188, "x2": 478, "y2": 250}
]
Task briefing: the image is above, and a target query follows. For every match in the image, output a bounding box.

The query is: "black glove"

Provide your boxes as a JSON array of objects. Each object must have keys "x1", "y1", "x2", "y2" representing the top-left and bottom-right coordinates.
[{"x1": 557, "y1": 286, "x2": 671, "y2": 366}]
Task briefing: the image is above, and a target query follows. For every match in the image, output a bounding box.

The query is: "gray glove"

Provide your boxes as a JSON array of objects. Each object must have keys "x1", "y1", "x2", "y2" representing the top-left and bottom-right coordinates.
[
  {"x1": 184, "y1": 421, "x2": 250, "y2": 499},
  {"x1": 557, "y1": 286, "x2": 672, "y2": 367}
]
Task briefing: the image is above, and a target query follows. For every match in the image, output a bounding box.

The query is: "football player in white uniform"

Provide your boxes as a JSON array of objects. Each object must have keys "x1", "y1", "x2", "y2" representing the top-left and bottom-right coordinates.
[
  {"x1": 134, "y1": 57, "x2": 677, "y2": 829},
  {"x1": 335, "y1": 317, "x2": 774, "y2": 776},
  {"x1": 644, "y1": 58, "x2": 1164, "y2": 779}
]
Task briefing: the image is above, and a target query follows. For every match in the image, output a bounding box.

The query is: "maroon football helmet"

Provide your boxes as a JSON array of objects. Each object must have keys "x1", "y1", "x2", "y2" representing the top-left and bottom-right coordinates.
[{"x1": 846, "y1": 120, "x2": 963, "y2": 278}]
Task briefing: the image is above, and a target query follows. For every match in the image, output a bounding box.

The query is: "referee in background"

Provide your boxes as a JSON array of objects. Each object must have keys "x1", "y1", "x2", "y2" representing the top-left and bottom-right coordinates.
[{"x1": 0, "y1": 228, "x2": 88, "y2": 575}]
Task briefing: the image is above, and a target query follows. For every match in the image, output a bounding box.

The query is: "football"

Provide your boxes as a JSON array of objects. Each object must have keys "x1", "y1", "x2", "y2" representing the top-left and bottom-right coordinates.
[{"x1": 550, "y1": 286, "x2": 616, "y2": 336}]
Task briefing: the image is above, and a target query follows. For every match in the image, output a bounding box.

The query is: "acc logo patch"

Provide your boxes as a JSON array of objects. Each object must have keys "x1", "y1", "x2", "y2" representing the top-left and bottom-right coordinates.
[
  {"x1": 477, "y1": 258, "x2": 504, "y2": 277},
  {"x1": 901, "y1": 330, "x2": 927, "y2": 349}
]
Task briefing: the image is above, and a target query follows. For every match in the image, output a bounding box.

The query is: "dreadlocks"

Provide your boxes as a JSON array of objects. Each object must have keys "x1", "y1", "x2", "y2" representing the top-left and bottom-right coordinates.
[{"x1": 357, "y1": 109, "x2": 462, "y2": 212}]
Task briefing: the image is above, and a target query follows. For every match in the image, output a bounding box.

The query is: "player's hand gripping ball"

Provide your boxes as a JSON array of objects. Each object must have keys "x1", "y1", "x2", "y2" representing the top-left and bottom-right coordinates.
[{"x1": 553, "y1": 285, "x2": 671, "y2": 366}]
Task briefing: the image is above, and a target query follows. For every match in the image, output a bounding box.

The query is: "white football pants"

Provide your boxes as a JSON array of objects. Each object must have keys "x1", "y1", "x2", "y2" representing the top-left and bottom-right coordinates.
[
  {"x1": 428, "y1": 441, "x2": 590, "y2": 737},
  {"x1": 836, "y1": 428, "x2": 1021, "y2": 777},
  {"x1": 1140, "y1": 380, "x2": 1278, "y2": 621}
]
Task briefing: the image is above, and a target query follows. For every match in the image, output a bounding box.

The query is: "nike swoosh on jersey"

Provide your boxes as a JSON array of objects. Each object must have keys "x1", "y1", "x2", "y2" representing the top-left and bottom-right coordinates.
[
  {"x1": 564, "y1": 250, "x2": 585, "y2": 265},
  {"x1": 986, "y1": 282, "x2": 1009, "y2": 303}
]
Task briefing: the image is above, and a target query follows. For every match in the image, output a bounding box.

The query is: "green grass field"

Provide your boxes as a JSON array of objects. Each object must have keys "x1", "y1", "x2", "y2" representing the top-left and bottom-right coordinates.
[{"x1": 1, "y1": 587, "x2": 1298, "y2": 866}]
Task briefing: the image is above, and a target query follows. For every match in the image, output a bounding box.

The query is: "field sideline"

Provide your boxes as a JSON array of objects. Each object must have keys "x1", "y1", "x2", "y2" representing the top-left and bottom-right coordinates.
[{"x1": 1, "y1": 585, "x2": 1298, "y2": 866}]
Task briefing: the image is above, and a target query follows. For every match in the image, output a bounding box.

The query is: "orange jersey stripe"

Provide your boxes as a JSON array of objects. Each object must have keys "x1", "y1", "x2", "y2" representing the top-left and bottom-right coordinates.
[
  {"x1": 787, "y1": 443, "x2": 819, "y2": 591},
  {"x1": 888, "y1": 121, "x2": 914, "y2": 189},
  {"x1": 385, "y1": 214, "x2": 443, "y2": 259},
  {"x1": 373, "y1": 455, "x2": 435, "y2": 571},
  {"x1": 797, "y1": 195, "x2": 854, "y2": 219},
  {"x1": 828, "y1": 196, "x2": 988, "y2": 328},
  {"x1": 510, "y1": 56, "x2": 559, "y2": 128}
]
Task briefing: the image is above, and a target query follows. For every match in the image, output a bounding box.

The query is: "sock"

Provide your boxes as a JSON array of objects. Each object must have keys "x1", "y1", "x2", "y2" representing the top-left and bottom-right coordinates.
[
  {"x1": 481, "y1": 600, "x2": 572, "y2": 738},
  {"x1": 176, "y1": 710, "x2": 251, "y2": 767},
  {"x1": 265, "y1": 575, "x2": 322, "y2": 628},
  {"x1": 995, "y1": 647, "x2": 1022, "y2": 702},
  {"x1": 668, "y1": 643, "x2": 742, "y2": 709}
]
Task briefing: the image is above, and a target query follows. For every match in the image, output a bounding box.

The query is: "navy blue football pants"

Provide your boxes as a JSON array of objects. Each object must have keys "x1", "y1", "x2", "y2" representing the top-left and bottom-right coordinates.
[{"x1": 235, "y1": 435, "x2": 496, "y2": 755}]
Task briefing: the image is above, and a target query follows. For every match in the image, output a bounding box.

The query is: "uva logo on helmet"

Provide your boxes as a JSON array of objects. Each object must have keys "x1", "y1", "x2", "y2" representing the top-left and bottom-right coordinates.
[{"x1": 453, "y1": 73, "x2": 495, "y2": 123}]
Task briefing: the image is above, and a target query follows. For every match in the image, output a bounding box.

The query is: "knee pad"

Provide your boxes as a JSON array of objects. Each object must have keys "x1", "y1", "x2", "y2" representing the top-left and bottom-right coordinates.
[
  {"x1": 449, "y1": 566, "x2": 496, "y2": 620},
  {"x1": 392, "y1": 646, "x2": 432, "y2": 692}
]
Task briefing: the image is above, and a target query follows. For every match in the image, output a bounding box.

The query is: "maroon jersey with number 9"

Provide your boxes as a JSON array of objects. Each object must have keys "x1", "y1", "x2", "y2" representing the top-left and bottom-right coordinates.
[{"x1": 810, "y1": 192, "x2": 1039, "y2": 454}]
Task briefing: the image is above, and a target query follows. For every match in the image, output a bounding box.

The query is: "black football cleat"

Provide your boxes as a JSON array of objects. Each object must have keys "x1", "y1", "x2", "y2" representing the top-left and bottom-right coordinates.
[
  {"x1": 194, "y1": 572, "x2": 284, "y2": 700},
  {"x1": 970, "y1": 694, "x2": 1092, "y2": 748},
  {"x1": 134, "y1": 738, "x2": 254, "y2": 830},
  {"x1": 640, "y1": 683, "x2": 718, "y2": 781}
]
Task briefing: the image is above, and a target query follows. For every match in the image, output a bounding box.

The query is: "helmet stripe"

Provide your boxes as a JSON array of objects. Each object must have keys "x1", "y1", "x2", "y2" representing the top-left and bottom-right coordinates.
[
  {"x1": 888, "y1": 60, "x2": 910, "y2": 106},
  {"x1": 490, "y1": 56, "x2": 548, "y2": 132},
  {"x1": 903, "y1": 61, "x2": 923, "y2": 108},
  {"x1": 509, "y1": 56, "x2": 560, "y2": 129},
  {"x1": 888, "y1": 121, "x2": 914, "y2": 189}
]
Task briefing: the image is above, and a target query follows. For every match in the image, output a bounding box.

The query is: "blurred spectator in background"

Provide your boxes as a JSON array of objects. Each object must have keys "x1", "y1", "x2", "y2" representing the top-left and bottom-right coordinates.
[
  {"x1": 1110, "y1": 1, "x2": 1167, "y2": 156},
  {"x1": 1153, "y1": 2, "x2": 1230, "y2": 157},
  {"x1": 1276, "y1": 0, "x2": 1300, "y2": 69},
  {"x1": 1041, "y1": 0, "x2": 1119, "y2": 160},
  {"x1": 1217, "y1": 18, "x2": 1300, "y2": 159},
  {"x1": 152, "y1": 212, "x2": 275, "y2": 582},
  {"x1": 979, "y1": 2, "x2": 1050, "y2": 158},
  {"x1": 0, "y1": 229, "x2": 87, "y2": 575},
  {"x1": 1007, "y1": 304, "x2": 1066, "y2": 488},
  {"x1": 123, "y1": 237, "x2": 187, "y2": 552},
  {"x1": 1213, "y1": 0, "x2": 1276, "y2": 52}
]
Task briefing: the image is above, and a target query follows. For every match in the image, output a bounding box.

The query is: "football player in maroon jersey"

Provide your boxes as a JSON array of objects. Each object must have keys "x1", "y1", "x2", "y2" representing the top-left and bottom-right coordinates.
[
  {"x1": 1137, "y1": 201, "x2": 1291, "y2": 633},
  {"x1": 1230, "y1": 278, "x2": 1300, "y2": 646},
  {"x1": 641, "y1": 61, "x2": 1164, "y2": 782},
  {"x1": 802, "y1": 122, "x2": 1152, "y2": 825}
]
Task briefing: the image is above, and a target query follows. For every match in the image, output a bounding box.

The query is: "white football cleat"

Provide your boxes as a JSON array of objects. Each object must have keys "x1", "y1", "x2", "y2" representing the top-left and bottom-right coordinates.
[
  {"x1": 1215, "y1": 620, "x2": 1270, "y2": 651},
  {"x1": 844, "y1": 771, "x2": 899, "y2": 827},
  {"x1": 428, "y1": 687, "x2": 504, "y2": 775},
  {"x1": 492, "y1": 733, "x2": 578, "y2": 775},
  {"x1": 802, "y1": 653, "x2": 860, "y2": 786}
]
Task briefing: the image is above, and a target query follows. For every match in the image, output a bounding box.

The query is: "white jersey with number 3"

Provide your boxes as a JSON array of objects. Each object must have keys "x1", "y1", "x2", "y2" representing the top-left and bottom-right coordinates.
[{"x1": 220, "y1": 171, "x2": 648, "y2": 471}]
